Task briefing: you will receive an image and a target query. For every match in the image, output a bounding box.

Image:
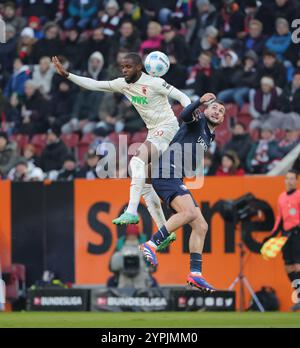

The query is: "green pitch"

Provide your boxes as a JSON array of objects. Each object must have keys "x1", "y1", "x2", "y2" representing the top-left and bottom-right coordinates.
[{"x1": 0, "y1": 312, "x2": 299, "y2": 328}]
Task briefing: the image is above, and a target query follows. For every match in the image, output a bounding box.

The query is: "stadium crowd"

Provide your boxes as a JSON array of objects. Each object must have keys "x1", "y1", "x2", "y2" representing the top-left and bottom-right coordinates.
[{"x1": 0, "y1": 0, "x2": 299, "y2": 181}]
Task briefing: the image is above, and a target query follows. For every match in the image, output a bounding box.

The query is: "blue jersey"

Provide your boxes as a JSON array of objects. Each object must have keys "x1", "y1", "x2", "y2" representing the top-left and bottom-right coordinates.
[{"x1": 153, "y1": 99, "x2": 215, "y2": 179}]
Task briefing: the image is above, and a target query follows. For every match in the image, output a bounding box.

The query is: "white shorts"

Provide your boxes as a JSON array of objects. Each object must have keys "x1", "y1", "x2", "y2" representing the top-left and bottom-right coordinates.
[{"x1": 146, "y1": 120, "x2": 179, "y2": 153}]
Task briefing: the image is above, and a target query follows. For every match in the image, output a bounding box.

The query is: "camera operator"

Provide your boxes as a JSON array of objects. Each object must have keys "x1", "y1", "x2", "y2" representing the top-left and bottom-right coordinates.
[
  {"x1": 263, "y1": 170, "x2": 300, "y2": 311},
  {"x1": 109, "y1": 225, "x2": 158, "y2": 289}
]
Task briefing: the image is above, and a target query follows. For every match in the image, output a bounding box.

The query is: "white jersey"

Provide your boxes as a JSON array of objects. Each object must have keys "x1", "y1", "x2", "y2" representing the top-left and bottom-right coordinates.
[{"x1": 68, "y1": 72, "x2": 191, "y2": 130}]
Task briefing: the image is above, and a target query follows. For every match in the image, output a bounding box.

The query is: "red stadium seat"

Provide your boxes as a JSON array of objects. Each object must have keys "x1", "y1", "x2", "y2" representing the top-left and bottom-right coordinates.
[
  {"x1": 77, "y1": 133, "x2": 95, "y2": 165},
  {"x1": 129, "y1": 129, "x2": 147, "y2": 145},
  {"x1": 238, "y1": 103, "x2": 252, "y2": 129},
  {"x1": 225, "y1": 103, "x2": 238, "y2": 118},
  {"x1": 30, "y1": 134, "x2": 47, "y2": 155},
  {"x1": 61, "y1": 133, "x2": 79, "y2": 149},
  {"x1": 10, "y1": 134, "x2": 29, "y2": 153}
]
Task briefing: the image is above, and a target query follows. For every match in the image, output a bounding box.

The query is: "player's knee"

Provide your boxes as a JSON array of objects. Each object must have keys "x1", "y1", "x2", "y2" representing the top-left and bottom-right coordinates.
[
  {"x1": 130, "y1": 156, "x2": 146, "y2": 179},
  {"x1": 200, "y1": 221, "x2": 208, "y2": 235},
  {"x1": 183, "y1": 209, "x2": 199, "y2": 224}
]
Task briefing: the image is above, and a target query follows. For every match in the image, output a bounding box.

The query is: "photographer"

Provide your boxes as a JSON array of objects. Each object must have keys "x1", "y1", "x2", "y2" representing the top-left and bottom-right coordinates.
[{"x1": 109, "y1": 225, "x2": 157, "y2": 289}]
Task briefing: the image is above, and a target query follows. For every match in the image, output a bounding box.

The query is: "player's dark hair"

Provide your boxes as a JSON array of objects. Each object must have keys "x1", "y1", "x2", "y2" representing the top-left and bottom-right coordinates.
[
  {"x1": 287, "y1": 169, "x2": 298, "y2": 178},
  {"x1": 124, "y1": 53, "x2": 143, "y2": 66},
  {"x1": 209, "y1": 99, "x2": 226, "y2": 108}
]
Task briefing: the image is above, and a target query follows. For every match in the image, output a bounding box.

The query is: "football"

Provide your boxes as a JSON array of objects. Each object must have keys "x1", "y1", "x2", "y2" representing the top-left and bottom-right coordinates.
[{"x1": 144, "y1": 51, "x2": 170, "y2": 77}]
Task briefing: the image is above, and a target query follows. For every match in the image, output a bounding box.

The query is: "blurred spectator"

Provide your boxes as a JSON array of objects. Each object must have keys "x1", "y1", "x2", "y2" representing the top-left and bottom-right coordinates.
[
  {"x1": 185, "y1": 51, "x2": 214, "y2": 96},
  {"x1": 278, "y1": 70, "x2": 300, "y2": 115},
  {"x1": 0, "y1": 24, "x2": 17, "y2": 73},
  {"x1": 17, "y1": 27, "x2": 36, "y2": 64},
  {"x1": 161, "y1": 24, "x2": 190, "y2": 66},
  {"x1": 92, "y1": 0, "x2": 120, "y2": 35},
  {"x1": 191, "y1": 25, "x2": 219, "y2": 64},
  {"x1": 7, "y1": 158, "x2": 44, "y2": 181},
  {"x1": 62, "y1": 27, "x2": 85, "y2": 71},
  {"x1": 216, "y1": 150, "x2": 245, "y2": 176},
  {"x1": 241, "y1": 0, "x2": 261, "y2": 37},
  {"x1": 277, "y1": 129, "x2": 299, "y2": 157},
  {"x1": 4, "y1": 93, "x2": 21, "y2": 135},
  {"x1": 49, "y1": 80, "x2": 75, "y2": 130},
  {"x1": 21, "y1": 0, "x2": 59, "y2": 21},
  {"x1": 189, "y1": 0, "x2": 217, "y2": 46},
  {"x1": 121, "y1": 0, "x2": 149, "y2": 38},
  {"x1": 106, "y1": 48, "x2": 129, "y2": 80},
  {"x1": 0, "y1": 131, "x2": 18, "y2": 176},
  {"x1": 216, "y1": 0, "x2": 245, "y2": 39},
  {"x1": 257, "y1": 50, "x2": 287, "y2": 89},
  {"x1": 83, "y1": 28, "x2": 111, "y2": 67},
  {"x1": 204, "y1": 151, "x2": 217, "y2": 176},
  {"x1": 2, "y1": 1, "x2": 26, "y2": 32},
  {"x1": 16, "y1": 80, "x2": 49, "y2": 135},
  {"x1": 22, "y1": 144, "x2": 40, "y2": 168},
  {"x1": 223, "y1": 122, "x2": 253, "y2": 169},
  {"x1": 61, "y1": 52, "x2": 104, "y2": 134},
  {"x1": 249, "y1": 76, "x2": 279, "y2": 129},
  {"x1": 57, "y1": 154, "x2": 80, "y2": 181},
  {"x1": 212, "y1": 50, "x2": 240, "y2": 95},
  {"x1": 3, "y1": 58, "x2": 30, "y2": 98},
  {"x1": 32, "y1": 56, "x2": 55, "y2": 96},
  {"x1": 109, "y1": 21, "x2": 141, "y2": 61},
  {"x1": 63, "y1": 0, "x2": 98, "y2": 30},
  {"x1": 217, "y1": 50, "x2": 257, "y2": 107},
  {"x1": 109, "y1": 224, "x2": 156, "y2": 288},
  {"x1": 30, "y1": 22, "x2": 63, "y2": 64},
  {"x1": 246, "y1": 126, "x2": 281, "y2": 174},
  {"x1": 163, "y1": 55, "x2": 187, "y2": 89},
  {"x1": 39, "y1": 128, "x2": 69, "y2": 173},
  {"x1": 77, "y1": 148, "x2": 99, "y2": 179},
  {"x1": 240, "y1": 19, "x2": 265, "y2": 58},
  {"x1": 265, "y1": 17, "x2": 292, "y2": 62},
  {"x1": 28, "y1": 16, "x2": 43, "y2": 40},
  {"x1": 262, "y1": 0, "x2": 300, "y2": 35},
  {"x1": 140, "y1": 21, "x2": 162, "y2": 57}
]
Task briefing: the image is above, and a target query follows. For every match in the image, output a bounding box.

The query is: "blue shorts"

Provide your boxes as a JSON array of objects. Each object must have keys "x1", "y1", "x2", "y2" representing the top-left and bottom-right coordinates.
[{"x1": 152, "y1": 178, "x2": 198, "y2": 210}]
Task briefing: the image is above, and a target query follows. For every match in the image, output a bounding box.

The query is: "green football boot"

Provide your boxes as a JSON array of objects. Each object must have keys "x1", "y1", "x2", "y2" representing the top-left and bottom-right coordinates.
[
  {"x1": 156, "y1": 232, "x2": 176, "y2": 252},
  {"x1": 112, "y1": 211, "x2": 139, "y2": 225}
]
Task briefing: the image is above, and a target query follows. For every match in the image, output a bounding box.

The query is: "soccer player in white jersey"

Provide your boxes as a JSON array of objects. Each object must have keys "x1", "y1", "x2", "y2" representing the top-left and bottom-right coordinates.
[{"x1": 52, "y1": 53, "x2": 191, "y2": 231}]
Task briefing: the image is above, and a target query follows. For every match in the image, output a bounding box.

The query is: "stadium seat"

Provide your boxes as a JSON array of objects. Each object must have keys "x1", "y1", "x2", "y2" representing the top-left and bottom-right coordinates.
[
  {"x1": 10, "y1": 134, "x2": 29, "y2": 153},
  {"x1": 225, "y1": 103, "x2": 238, "y2": 118},
  {"x1": 61, "y1": 133, "x2": 80, "y2": 150},
  {"x1": 30, "y1": 134, "x2": 47, "y2": 156},
  {"x1": 129, "y1": 129, "x2": 147, "y2": 145},
  {"x1": 77, "y1": 133, "x2": 95, "y2": 165},
  {"x1": 238, "y1": 103, "x2": 252, "y2": 129}
]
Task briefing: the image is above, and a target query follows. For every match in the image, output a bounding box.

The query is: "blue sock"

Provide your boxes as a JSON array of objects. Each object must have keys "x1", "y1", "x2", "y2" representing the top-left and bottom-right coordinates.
[
  {"x1": 150, "y1": 225, "x2": 169, "y2": 247},
  {"x1": 190, "y1": 253, "x2": 202, "y2": 274}
]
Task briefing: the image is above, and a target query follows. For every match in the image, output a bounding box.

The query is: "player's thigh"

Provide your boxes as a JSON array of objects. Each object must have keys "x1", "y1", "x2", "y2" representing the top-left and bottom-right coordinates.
[
  {"x1": 189, "y1": 208, "x2": 208, "y2": 233},
  {"x1": 134, "y1": 140, "x2": 158, "y2": 165},
  {"x1": 170, "y1": 194, "x2": 198, "y2": 214}
]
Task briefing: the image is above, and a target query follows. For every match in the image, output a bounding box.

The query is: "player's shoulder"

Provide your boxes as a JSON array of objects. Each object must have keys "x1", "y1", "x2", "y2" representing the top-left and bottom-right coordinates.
[{"x1": 142, "y1": 73, "x2": 171, "y2": 89}]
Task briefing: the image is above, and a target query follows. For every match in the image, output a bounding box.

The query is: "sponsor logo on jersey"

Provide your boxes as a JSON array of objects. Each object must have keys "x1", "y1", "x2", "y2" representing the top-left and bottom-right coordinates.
[{"x1": 131, "y1": 96, "x2": 148, "y2": 105}]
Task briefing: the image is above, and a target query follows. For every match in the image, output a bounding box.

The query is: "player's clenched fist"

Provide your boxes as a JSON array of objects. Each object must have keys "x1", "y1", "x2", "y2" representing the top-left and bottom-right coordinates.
[{"x1": 200, "y1": 93, "x2": 216, "y2": 105}]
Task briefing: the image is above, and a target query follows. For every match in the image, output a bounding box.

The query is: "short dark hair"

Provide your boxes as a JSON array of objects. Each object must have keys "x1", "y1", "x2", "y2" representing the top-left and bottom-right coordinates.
[
  {"x1": 287, "y1": 169, "x2": 298, "y2": 178},
  {"x1": 209, "y1": 99, "x2": 226, "y2": 108},
  {"x1": 124, "y1": 52, "x2": 143, "y2": 66}
]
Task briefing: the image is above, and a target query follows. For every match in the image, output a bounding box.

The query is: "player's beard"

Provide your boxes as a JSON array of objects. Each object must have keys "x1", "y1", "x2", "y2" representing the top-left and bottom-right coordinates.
[{"x1": 206, "y1": 116, "x2": 221, "y2": 128}]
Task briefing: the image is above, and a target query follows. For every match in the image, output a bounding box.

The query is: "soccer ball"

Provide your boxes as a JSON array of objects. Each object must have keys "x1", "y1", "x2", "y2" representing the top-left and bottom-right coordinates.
[{"x1": 144, "y1": 51, "x2": 170, "y2": 77}]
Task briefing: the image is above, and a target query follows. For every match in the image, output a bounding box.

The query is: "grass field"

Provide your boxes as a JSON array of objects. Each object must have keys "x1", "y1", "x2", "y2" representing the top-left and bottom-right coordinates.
[{"x1": 0, "y1": 312, "x2": 299, "y2": 328}]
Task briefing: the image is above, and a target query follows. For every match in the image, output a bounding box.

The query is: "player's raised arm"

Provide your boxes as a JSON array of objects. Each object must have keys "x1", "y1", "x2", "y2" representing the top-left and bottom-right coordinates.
[
  {"x1": 156, "y1": 78, "x2": 191, "y2": 107},
  {"x1": 51, "y1": 56, "x2": 117, "y2": 93},
  {"x1": 180, "y1": 93, "x2": 216, "y2": 124}
]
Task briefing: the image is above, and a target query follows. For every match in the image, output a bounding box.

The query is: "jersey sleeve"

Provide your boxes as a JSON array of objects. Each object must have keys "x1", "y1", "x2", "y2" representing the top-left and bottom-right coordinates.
[
  {"x1": 67, "y1": 73, "x2": 124, "y2": 93},
  {"x1": 179, "y1": 98, "x2": 202, "y2": 124},
  {"x1": 154, "y1": 77, "x2": 191, "y2": 107}
]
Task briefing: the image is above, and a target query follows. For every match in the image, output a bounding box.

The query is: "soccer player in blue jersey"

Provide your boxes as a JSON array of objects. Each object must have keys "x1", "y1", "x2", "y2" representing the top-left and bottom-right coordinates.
[{"x1": 140, "y1": 93, "x2": 225, "y2": 291}]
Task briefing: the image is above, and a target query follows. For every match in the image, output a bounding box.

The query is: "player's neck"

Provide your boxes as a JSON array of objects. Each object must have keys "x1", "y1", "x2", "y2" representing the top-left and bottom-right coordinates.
[
  {"x1": 207, "y1": 123, "x2": 216, "y2": 133},
  {"x1": 129, "y1": 71, "x2": 143, "y2": 84}
]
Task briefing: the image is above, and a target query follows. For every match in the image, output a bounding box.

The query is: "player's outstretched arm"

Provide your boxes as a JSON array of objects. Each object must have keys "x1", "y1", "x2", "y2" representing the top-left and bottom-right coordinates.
[
  {"x1": 51, "y1": 56, "x2": 114, "y2": 92},
  {"x1": 168, "y1": 87, "x2": 191, "y2": 107},
  {"x1": 180, "y1": 93, "x2": 216, "y2": 123}
]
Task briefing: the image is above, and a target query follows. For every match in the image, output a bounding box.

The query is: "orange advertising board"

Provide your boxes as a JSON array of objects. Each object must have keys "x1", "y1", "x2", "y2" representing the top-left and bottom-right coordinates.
[
  {"x1": 74, "y1": 176, "x2": 298, "y2": 311},
  {"x1": 0, "y1": 181, "x2": 11, "y2": 270}
]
